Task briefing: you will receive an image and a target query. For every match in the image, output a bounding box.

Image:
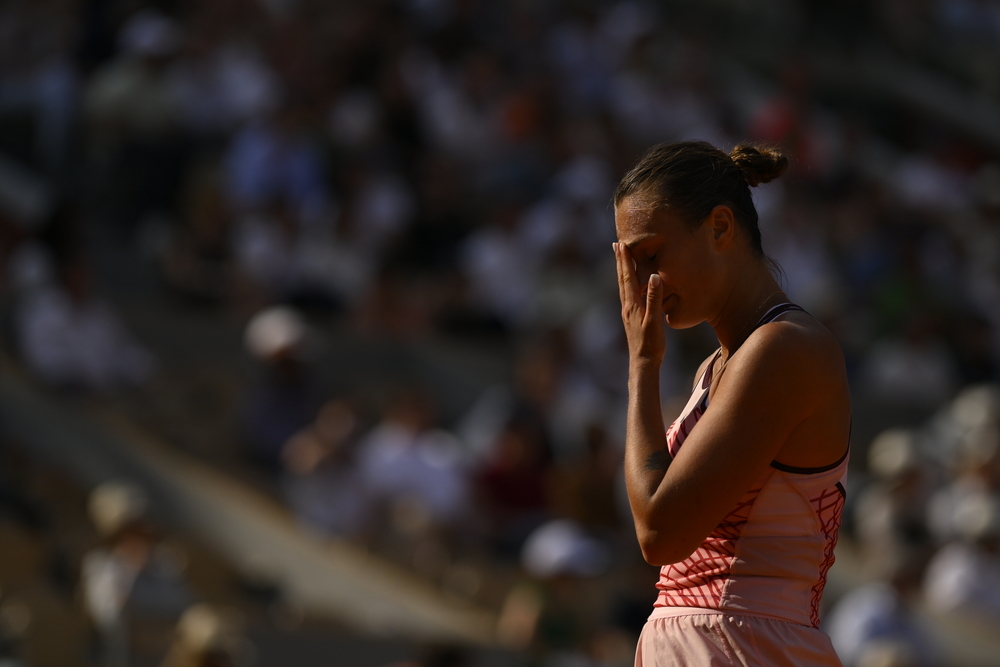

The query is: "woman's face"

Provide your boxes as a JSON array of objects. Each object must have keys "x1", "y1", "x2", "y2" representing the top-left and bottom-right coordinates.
[{"x1": 614, "y1": 196, "x2": 720, "y2": 329}]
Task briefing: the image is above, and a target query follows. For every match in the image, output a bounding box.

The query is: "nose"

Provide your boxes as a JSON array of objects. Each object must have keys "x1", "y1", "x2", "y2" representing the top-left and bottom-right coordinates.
[{"x1": 635, "y1": 261, "x2": 656, "y2": 296}]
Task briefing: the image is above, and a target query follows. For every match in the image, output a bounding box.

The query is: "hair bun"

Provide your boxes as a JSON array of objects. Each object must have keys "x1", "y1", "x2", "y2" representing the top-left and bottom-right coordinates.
[{"x1": 729, "y1": 144, "x2": 788, "y2": 187}]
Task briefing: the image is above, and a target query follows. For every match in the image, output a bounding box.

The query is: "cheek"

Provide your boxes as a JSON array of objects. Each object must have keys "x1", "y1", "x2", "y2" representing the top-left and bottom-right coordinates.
[
  {"x1": 652, "y1": 249, "x2": 684, "y2": 278},
  {"x1": 656, "y1": 250, "x2": 700, "y2": 291},
  {"x1": 634, "y1": 257, "x2": 658, "y2": 282}
]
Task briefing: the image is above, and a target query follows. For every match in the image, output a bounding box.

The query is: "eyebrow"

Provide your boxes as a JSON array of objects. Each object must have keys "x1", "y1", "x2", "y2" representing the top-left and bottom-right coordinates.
[{"x1": 622, "y1": 234, "x2": 657, "y2": 252}]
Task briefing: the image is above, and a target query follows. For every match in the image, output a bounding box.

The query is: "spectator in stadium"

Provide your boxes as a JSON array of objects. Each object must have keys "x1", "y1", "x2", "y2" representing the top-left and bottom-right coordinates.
[
  {"x1": 14, "y1": 252, "x2": 155, "y2": 392},
  {"x1": 81, "y1": 481, "x2": 194, "y2": 667}
]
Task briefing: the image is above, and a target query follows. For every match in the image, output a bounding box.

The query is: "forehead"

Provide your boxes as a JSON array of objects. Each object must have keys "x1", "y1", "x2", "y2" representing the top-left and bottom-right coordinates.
[{"x1": 614, "y1": 196, "x2": 683, "y2": 244}]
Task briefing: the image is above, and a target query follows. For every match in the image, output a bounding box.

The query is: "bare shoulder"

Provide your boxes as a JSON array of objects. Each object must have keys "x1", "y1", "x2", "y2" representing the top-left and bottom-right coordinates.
[
  {"x1": 755, "y1": 311, "x2": 842, "y2": 357},
  {"x1": 722, "y1": 311, "x2": 847, "y2": 405}
]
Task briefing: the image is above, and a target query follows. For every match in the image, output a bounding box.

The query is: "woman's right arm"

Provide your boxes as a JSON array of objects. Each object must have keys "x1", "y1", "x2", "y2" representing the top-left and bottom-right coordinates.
[
  {"x1": 615, "y1": 243, "x2": 828, "y2": 565},
  {"x1": 614, "y1": 243, "x2": 676, "y2": 555}
]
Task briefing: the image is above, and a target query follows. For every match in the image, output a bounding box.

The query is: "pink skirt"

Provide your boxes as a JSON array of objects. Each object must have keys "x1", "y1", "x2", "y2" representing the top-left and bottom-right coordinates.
[{"x1": 635, "y1": 608, "x2": 843, "y2": 667}]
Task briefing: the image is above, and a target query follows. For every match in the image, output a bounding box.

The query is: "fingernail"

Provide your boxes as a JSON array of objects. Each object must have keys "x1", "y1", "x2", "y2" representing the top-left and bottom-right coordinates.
[
  {"x1": 612, "y1": 242, "x2": 618, "y2": 252},
  {"x1": 649, "y1": 274, "x2": 660, "y2": 287}
]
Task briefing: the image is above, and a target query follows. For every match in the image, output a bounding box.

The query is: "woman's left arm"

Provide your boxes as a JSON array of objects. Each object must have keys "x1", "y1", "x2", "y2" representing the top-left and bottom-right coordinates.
[{"x1": 629, "y1": 325, "x2": 837, "y2": 565}]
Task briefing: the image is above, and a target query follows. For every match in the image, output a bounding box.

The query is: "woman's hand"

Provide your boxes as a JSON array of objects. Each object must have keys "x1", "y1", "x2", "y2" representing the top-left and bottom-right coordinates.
[{"x1": 614, "y1": 243, "x2": 665, "y2": 365}]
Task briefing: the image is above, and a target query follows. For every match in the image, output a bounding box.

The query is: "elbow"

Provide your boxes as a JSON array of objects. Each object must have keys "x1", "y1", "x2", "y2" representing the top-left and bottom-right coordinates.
[
  {"x1": 638, "y1": 542, "x2": 669, "y2": 567},
  {"x1": 635, "y1": 527, "x2": 697, "y2": 567},
  {"x1": 639, "y1": 542, "x2": 687, "y2": 568}
]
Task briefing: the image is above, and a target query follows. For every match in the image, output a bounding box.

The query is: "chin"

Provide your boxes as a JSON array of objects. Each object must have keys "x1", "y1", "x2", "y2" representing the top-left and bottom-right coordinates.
[{"x1": 664, "y1": 312, "x2": 701, "y2": 330}]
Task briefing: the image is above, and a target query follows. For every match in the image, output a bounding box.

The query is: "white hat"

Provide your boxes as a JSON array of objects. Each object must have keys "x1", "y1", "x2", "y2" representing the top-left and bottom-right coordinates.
[
  {"x1": 244, "y1": 306, "x2": 308, "y2": 360},
  {"x1": 953, "y1": 491, "x2": 1000, "y2": 542},
  {"x1": 951, "y1": 384, "x2": 1000, "y2": 431},
  {"x1": 176, "y1": 603, "x2": 244, "y2": 654},
  {"x1": 521, "y1": 519, "x2": 610, "y2": 578},
  {"x1": 867, "y1": 428, "x2": 918, "y2": 479},
  {"x1": 88, "y1": 481, "x2": 148, "y2": 536}
]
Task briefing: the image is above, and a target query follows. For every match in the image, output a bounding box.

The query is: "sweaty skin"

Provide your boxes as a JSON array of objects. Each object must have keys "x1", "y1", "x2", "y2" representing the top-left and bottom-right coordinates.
[{"x1": 614, "y1": 198, "x2": 850, "y2": 566}]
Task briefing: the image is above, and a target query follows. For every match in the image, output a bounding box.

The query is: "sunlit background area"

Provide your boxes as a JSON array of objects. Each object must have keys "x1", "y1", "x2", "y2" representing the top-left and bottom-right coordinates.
[{"x1": 1, "y1": 1, "x2": 999, "y2": 665}]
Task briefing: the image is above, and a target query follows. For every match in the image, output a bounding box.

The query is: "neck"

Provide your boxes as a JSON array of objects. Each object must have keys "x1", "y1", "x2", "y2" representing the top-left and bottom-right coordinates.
[{"x1": 709, "y1": 263, "x2": 784, "y2": 356}]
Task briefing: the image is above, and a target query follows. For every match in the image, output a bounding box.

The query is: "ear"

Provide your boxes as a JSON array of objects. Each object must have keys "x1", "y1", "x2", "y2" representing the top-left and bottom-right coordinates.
[{"x1": 706, "y1": 205, "x2": 736, "y2": 249}]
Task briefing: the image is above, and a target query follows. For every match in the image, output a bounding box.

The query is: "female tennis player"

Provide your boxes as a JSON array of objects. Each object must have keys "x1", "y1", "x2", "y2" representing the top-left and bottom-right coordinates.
[{"x1": 614, "y1": 141, "x2": 850, "y2": 666}]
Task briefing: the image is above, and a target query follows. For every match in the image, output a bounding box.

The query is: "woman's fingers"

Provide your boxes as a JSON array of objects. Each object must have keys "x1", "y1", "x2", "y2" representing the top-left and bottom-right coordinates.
[
  {"x1": 616, "y1": 244, "x2": 665, "y2": 361},
  {"x1": 615, "y1": 242, "x2": 639, "y2": 311},
  {"x1": 613, "y1": 243, "x2": 622, "y2": 301},
  {"x1": 644, "y1": 273, "x2": 660, "y2": 325},
  {"x1": 614, "y1": 243, "x2": 628, "y2": 308}
]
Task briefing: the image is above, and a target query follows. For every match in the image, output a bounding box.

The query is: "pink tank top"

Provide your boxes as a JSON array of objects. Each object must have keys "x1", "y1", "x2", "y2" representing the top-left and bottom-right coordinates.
[{"x1": 655, "y1": 303, "x2": 848, "y2": 629}]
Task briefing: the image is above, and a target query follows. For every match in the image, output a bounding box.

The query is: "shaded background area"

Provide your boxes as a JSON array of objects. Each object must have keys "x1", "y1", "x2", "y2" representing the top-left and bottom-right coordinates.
[{"x1": 1, "y1": 0, "x2": 999, "y2": 665}]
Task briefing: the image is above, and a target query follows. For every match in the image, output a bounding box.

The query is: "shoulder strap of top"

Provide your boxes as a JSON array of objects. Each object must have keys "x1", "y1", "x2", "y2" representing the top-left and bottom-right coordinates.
[
  {"x1": 700, "y1": 349, "x2": 724, "y2": 389},
  {"x1": 754, "y1": 302, "x2": 805, "y2": 329}
]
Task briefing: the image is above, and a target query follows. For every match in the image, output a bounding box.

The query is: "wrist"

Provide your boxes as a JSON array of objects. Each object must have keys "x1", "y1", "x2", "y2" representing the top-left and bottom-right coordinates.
[
  {"x1": 630, "y1": 353, "x2": 662, "y2": 368},
  {"x1": 629, "y1": 356, "x2": 662, "y2": 377}
]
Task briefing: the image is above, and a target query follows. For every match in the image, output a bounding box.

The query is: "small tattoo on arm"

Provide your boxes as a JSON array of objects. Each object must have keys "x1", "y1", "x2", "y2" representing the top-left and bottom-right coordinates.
[{"x1": 644, "y1": 449, "x2": 671, "y2": 472}]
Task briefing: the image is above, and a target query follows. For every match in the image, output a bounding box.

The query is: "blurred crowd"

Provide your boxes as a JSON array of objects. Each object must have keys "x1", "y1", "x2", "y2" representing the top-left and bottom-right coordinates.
[
  {"x1": 0, "y1": 441, "x2": 255, "y2": 667},
  {"x1": 827, "y1": 385, "x2": 1000, "y2": 667},
  {"x1": 2, "y1": 0, "x2": 1000, "y2": 665}
]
